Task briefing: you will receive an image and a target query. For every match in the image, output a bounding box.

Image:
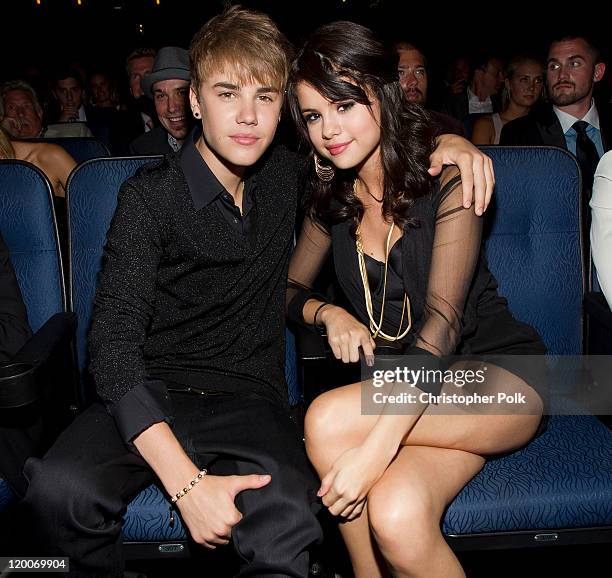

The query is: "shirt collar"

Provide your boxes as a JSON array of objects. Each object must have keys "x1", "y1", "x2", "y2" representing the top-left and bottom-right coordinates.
[
  {"x1": 179, "y1": 127, "x2": 255, "y2": 211},
  {"x1": 554, "y1": 99, "x2": 601, "y2": 134}
]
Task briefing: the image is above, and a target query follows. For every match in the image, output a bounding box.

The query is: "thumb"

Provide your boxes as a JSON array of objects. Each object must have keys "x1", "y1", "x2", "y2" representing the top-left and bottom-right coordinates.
[
  {"x1": 231, "y1": 473, "x2": 271, "y2": 495},
  {"x1": 317, "y1": 473, "x2": 333, "y2": 498},
  {"x1": 428, "y1": 163, "x2": 443, "y2": 176}
]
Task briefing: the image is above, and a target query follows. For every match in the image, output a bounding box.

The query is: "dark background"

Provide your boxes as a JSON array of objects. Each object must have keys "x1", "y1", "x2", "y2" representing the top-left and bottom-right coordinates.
[{"x1": 3, "y1": 0, "x2": 611, "y2": 72}]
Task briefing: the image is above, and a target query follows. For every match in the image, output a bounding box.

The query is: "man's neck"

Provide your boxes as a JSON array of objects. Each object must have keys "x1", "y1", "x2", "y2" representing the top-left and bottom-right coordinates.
[
  {"x1": 470, "y1": 81, "x2": 491, "y2": 102},
  {"x1": 557, "y1": 95, "x2": 593, "y2": 120}
]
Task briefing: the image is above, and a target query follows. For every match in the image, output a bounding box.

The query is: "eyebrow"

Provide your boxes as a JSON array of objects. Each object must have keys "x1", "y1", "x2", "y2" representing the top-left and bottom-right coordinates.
[
  {"x1": 212, "y1": 82, "x2": 279, "y2": 93},
  {"x1": 547, "y1": 54, "x2": 585, "y2": 63}
]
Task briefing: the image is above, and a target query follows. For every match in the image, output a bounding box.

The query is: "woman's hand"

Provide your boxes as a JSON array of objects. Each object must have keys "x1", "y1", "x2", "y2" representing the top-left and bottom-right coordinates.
[
  {"x1": 428, "y1": 134, "x2": 495, "y2": 216},
  {"x1": 319, "y1": 305, "x2": 376, "y2": 365},
  {"x1": 318, "y1": 442, "x2": 395, "y2": 520}
]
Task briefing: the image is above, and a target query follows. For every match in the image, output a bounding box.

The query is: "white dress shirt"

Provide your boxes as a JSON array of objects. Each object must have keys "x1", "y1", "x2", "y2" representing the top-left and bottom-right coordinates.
[{"x1": 590, "y1": 150, "x2": 612, "y2": 307}]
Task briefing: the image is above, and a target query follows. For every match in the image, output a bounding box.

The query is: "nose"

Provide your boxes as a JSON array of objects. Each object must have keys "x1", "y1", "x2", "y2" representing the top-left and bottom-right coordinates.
[
  {"x1": 237, "y1": 99, "x2": 257, "y2": 125},
  {"x1": 168, "y1": 93, "x2": 184, "y2": 115},
  {"x1": 401, "y1": 71, "x2": 417, "y2": 91},
  {"x1": 321, "y1": 115, "x2": 341, "y2": 140}
]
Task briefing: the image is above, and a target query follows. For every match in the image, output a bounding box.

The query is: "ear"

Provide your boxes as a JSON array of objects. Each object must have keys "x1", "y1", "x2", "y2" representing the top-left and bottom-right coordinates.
[
  {"x1": 594, "y1": 62, "x2": 606, "y2": 83},
  {"x1": 505, "y1": 78, "x2": 511, "y2": 92},
  {"x1": 189, "y1": 84, "x2": 201, "y2": 119}
]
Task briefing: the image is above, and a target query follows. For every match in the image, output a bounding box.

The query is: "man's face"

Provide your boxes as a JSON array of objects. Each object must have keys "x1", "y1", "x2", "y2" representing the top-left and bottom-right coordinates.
[
  {"x1": 1, "y1": 89, "x2": 43, "y2": 137},
  {"x1": 54, "y1": 77, "x2": 84, "y2": 110},
  {"x1": 479, "y1": 58, "x2": 504, "y2": 97},
  {"x1": 190, "y1": 71, "x2": 282, "y2": 171},
  {"x1": 128, "y1": 56, "x2": 155, "y2": 99},
  {"x1": 152, "y1": 78, "x2": 191, "y2": 141},
  {"x1": 547, "y1": 38, "x2": 605, "y2": 108},
  {"x1": 397, "y1": 48, "x2": 428, "y2": 104}
]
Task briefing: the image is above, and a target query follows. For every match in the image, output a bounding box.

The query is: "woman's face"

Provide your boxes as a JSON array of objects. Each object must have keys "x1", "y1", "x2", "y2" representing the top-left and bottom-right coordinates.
[
  {"x1": 296, "y1": 81, "x2": 381, "y2": 172},
  {"x1": 507, "y1": 62, "x2": 544, "y2": 108}
]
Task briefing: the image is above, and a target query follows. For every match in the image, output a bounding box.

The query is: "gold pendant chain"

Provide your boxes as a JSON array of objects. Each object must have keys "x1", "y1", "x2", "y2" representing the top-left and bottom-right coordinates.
[{"x1": 355, "y1": 220, "x2": 412, "y2": 342}]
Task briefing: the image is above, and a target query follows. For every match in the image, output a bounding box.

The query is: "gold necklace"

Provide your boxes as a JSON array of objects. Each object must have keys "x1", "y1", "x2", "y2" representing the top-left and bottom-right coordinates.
[
  {"x1": 355, "y1": 221, "x2": 412, "y2": 341},
  {"x1": 354, "y1": 179, "x2": 383, "y2": 203}
]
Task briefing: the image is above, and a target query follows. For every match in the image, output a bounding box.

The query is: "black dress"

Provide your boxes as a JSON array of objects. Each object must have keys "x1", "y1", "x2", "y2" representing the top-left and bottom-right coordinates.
[{"x1": 287, "y1": 168, "x2": 548, "y2": 436}]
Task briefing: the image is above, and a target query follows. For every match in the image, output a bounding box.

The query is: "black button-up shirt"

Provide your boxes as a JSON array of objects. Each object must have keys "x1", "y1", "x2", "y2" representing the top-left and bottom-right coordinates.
[{"x1": 180, "y1": 128, "x2": 256, "y2": 238}]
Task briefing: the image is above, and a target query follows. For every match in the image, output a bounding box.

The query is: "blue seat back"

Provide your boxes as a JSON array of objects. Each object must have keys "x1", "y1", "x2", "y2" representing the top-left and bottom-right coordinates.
[
  {"x1": 30, "y1": 138, "x2": 110, "y2": 164},
  {"x1": 66, "y1": 157, "x2": 161, "y2": 399},
  {"x1": 481, "y1": 146, "x2": 584, "y2": 355},
  {"x1": 0, "y1": 160, "x2": 66, "y2": 331}
]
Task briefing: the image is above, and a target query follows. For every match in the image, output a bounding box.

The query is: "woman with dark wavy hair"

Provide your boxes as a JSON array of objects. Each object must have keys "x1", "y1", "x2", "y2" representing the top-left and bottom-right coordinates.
[{"x1": 286, "y1": 22, "x2": 547, "y2": 578}]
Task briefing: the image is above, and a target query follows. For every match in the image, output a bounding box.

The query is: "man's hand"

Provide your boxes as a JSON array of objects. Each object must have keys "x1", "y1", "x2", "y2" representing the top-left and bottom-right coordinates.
[
  {"x1": 58, "y1": 104, "x2": 79, "y2": 122},
  {"x1": 429, "y1": 134, "x2": 495, "y2": 216},
  {"x1": 177, "y1": 473, "x2": 271, "y2": 548}
]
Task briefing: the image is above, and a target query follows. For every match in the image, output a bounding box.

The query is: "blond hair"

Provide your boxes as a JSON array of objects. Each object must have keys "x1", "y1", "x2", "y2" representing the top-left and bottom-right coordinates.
[
  {"x1": 0, "y1": 126, "x2": 15, "y2": 160},
  {"x1": 190, "y1": 5, "x2": 293, "y2": 94}
]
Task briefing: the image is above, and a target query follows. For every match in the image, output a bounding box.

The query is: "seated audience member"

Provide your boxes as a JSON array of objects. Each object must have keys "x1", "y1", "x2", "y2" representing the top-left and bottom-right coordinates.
[
  {"x1": 444, "y1": 55, "x2": 471, "y2": 99},
  {"x1": 472, "y1": 55, "x2": 544, "y2": 145},
  {"x1": 129, "y1": 46, "x2": 193, "y2": 155},
  {"x1": 88, "y1": 70, "x2": 120, "y2": 110},
  {"x1": 50, "y1": 68, "x2": 88, "y2": 124},
  {"x1": 441, "y1": 51, "x2": 504, "y2": 122},
  {"x1": 125, "y1": 48, "x2": 158, "y2": 134},
  {"x1": 591, "y1": 150, "x2": 612, "y2": 306},
  {"x1": 396, "y1": 42, "x2": 464, "y2": 136},
  {"x1": 500, "y1": 35, "x2": 610, "y2": 196},
  {"x1": 1, "y1": 80, "x2": 92, "y2": 139},
  {"x1": 0, "y1": 126, "x2": 76, "y2": 197}
]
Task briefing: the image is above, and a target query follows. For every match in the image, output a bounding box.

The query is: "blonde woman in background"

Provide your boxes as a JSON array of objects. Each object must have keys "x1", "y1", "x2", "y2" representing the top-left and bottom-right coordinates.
[{"x1": 471, "y1": 55, "x2": 544, "y2": 145}]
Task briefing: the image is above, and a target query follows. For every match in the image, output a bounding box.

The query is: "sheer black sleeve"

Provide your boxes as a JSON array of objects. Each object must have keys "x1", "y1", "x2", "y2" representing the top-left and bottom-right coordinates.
[
  {"x1": 412, "y1": 167, "x2": 483, "y2": 356},
  {"x1": 286, "y1": 215, "x2": 332, "y2": 326}
]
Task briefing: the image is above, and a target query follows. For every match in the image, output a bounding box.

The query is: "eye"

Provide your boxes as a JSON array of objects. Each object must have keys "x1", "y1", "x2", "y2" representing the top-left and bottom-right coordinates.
[
  {"x1": 303, "y1": 112, "x2": 320, "y2": 124},
  {"x1": 397, "y1": 69, "x2": 405, "y2": 77},
  {"x1": 154, "y1": 93, "x2": 166, "y2": 101},
  {"x1": 570, "y1": 59, "x2": 582, "y2": 68},
  {"x1": 415, "y1": 68, "x2": 426, "y2": 76},
  {"x1": 218, "y1": 91, "x2": 236, "y2": 100},
  {"x1": 337, "y1": 101, "x2": 354, "y2": 113},
  {"x1": 257, "y1": 94, "x2": 274, "y2": 103}
]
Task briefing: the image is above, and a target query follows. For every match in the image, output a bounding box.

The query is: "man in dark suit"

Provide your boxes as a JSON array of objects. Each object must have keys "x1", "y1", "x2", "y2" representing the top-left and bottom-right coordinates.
[{"x1": 500, "y1": 35, "x2": 610, "y2": 176}]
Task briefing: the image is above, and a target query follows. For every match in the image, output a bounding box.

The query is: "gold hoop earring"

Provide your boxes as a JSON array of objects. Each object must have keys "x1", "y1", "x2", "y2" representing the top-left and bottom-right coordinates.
[{"x1": 314, "y1": 154, "x2": 335, "y2": 182}]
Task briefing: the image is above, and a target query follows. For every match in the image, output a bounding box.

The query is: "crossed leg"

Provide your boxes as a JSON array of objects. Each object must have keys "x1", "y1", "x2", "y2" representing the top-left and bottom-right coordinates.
[{"x1": 305, "y1": 364, "x2": 543, "y2": 577}]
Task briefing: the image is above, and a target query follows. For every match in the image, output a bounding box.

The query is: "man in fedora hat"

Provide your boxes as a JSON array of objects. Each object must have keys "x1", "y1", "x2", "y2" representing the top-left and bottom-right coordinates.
[{"x1": 129, "y1": 46, "x2": 193, "y2": 155}]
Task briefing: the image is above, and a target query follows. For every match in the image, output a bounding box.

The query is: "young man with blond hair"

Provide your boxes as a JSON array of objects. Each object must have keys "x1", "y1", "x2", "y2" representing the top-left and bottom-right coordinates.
[{"x1": 22, "y1": 6, "x2": 493, "y2": 576}]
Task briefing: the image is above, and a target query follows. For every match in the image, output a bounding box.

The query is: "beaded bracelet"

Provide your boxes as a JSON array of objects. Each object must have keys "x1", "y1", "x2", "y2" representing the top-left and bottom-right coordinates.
[
  {"x1": 170, "y1": 469, "x2": 208, "y2": 504},
  {"x1": 169, "y1": 468, "x2": 208, "y2": 528}
]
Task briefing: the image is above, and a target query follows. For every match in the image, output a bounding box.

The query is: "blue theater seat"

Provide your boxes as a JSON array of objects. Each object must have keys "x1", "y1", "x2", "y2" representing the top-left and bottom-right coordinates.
[
  {"x1": 24, "y1": 137, "x2": 110, "y2": 164},
  {"x1": 0, "y1": 160, "x2": 75, "y2": 510},
  {"x1": 443, "y1": 147, "x2": 612, "y2": 549}
]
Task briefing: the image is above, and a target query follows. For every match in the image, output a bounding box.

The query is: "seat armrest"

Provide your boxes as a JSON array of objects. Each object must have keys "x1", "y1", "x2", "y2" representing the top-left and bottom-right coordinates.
[{"x1": 0, "y1": 313, "x2": 76, "y2": 408}]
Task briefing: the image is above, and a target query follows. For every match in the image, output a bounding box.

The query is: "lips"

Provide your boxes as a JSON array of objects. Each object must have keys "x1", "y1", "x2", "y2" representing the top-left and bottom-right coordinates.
[
  {"x1": 325, "y1": 141, "x2": 352, "y2": 156},
  {"x1": 231, "y1": 134, "x2": 259, "y2": 145}
]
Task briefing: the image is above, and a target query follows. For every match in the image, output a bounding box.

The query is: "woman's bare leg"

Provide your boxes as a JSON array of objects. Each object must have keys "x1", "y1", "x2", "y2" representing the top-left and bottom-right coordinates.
[{"x1": 304, "y1": 363, "x2": 543, "y2": 576}]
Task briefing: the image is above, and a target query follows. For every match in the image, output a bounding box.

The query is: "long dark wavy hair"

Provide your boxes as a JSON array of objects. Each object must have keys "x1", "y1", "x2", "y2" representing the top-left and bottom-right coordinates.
[{"x1": 287, "y1": 21, "x2": 436, "y2": 231}]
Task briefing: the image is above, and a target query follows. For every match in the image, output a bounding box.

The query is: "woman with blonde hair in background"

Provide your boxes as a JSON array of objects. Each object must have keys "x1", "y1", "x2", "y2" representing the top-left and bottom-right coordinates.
[{"x1": 471, "y1": 55, "x2": 544, "y2": 145}]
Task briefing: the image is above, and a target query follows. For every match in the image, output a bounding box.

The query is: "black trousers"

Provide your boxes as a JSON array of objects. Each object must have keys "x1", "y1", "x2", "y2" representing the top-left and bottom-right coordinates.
[{"x1": 20, "y1": 390, "x2": 322, "y2": 577}]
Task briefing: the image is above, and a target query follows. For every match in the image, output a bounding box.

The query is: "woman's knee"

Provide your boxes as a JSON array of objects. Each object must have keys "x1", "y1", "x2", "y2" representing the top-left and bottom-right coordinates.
[
  {"x1": 367, "y1": 484, "x2": 439, "y2": 561},
  {"x1": 304, "y1": 390, "x2": 345, "y2": 455}
]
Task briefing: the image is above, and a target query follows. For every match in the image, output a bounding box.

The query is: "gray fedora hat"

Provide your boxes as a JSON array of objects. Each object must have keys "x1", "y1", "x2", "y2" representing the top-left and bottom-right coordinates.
[{"x1": 141, "y1": 46, "x2": 190, "y2": 98}]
